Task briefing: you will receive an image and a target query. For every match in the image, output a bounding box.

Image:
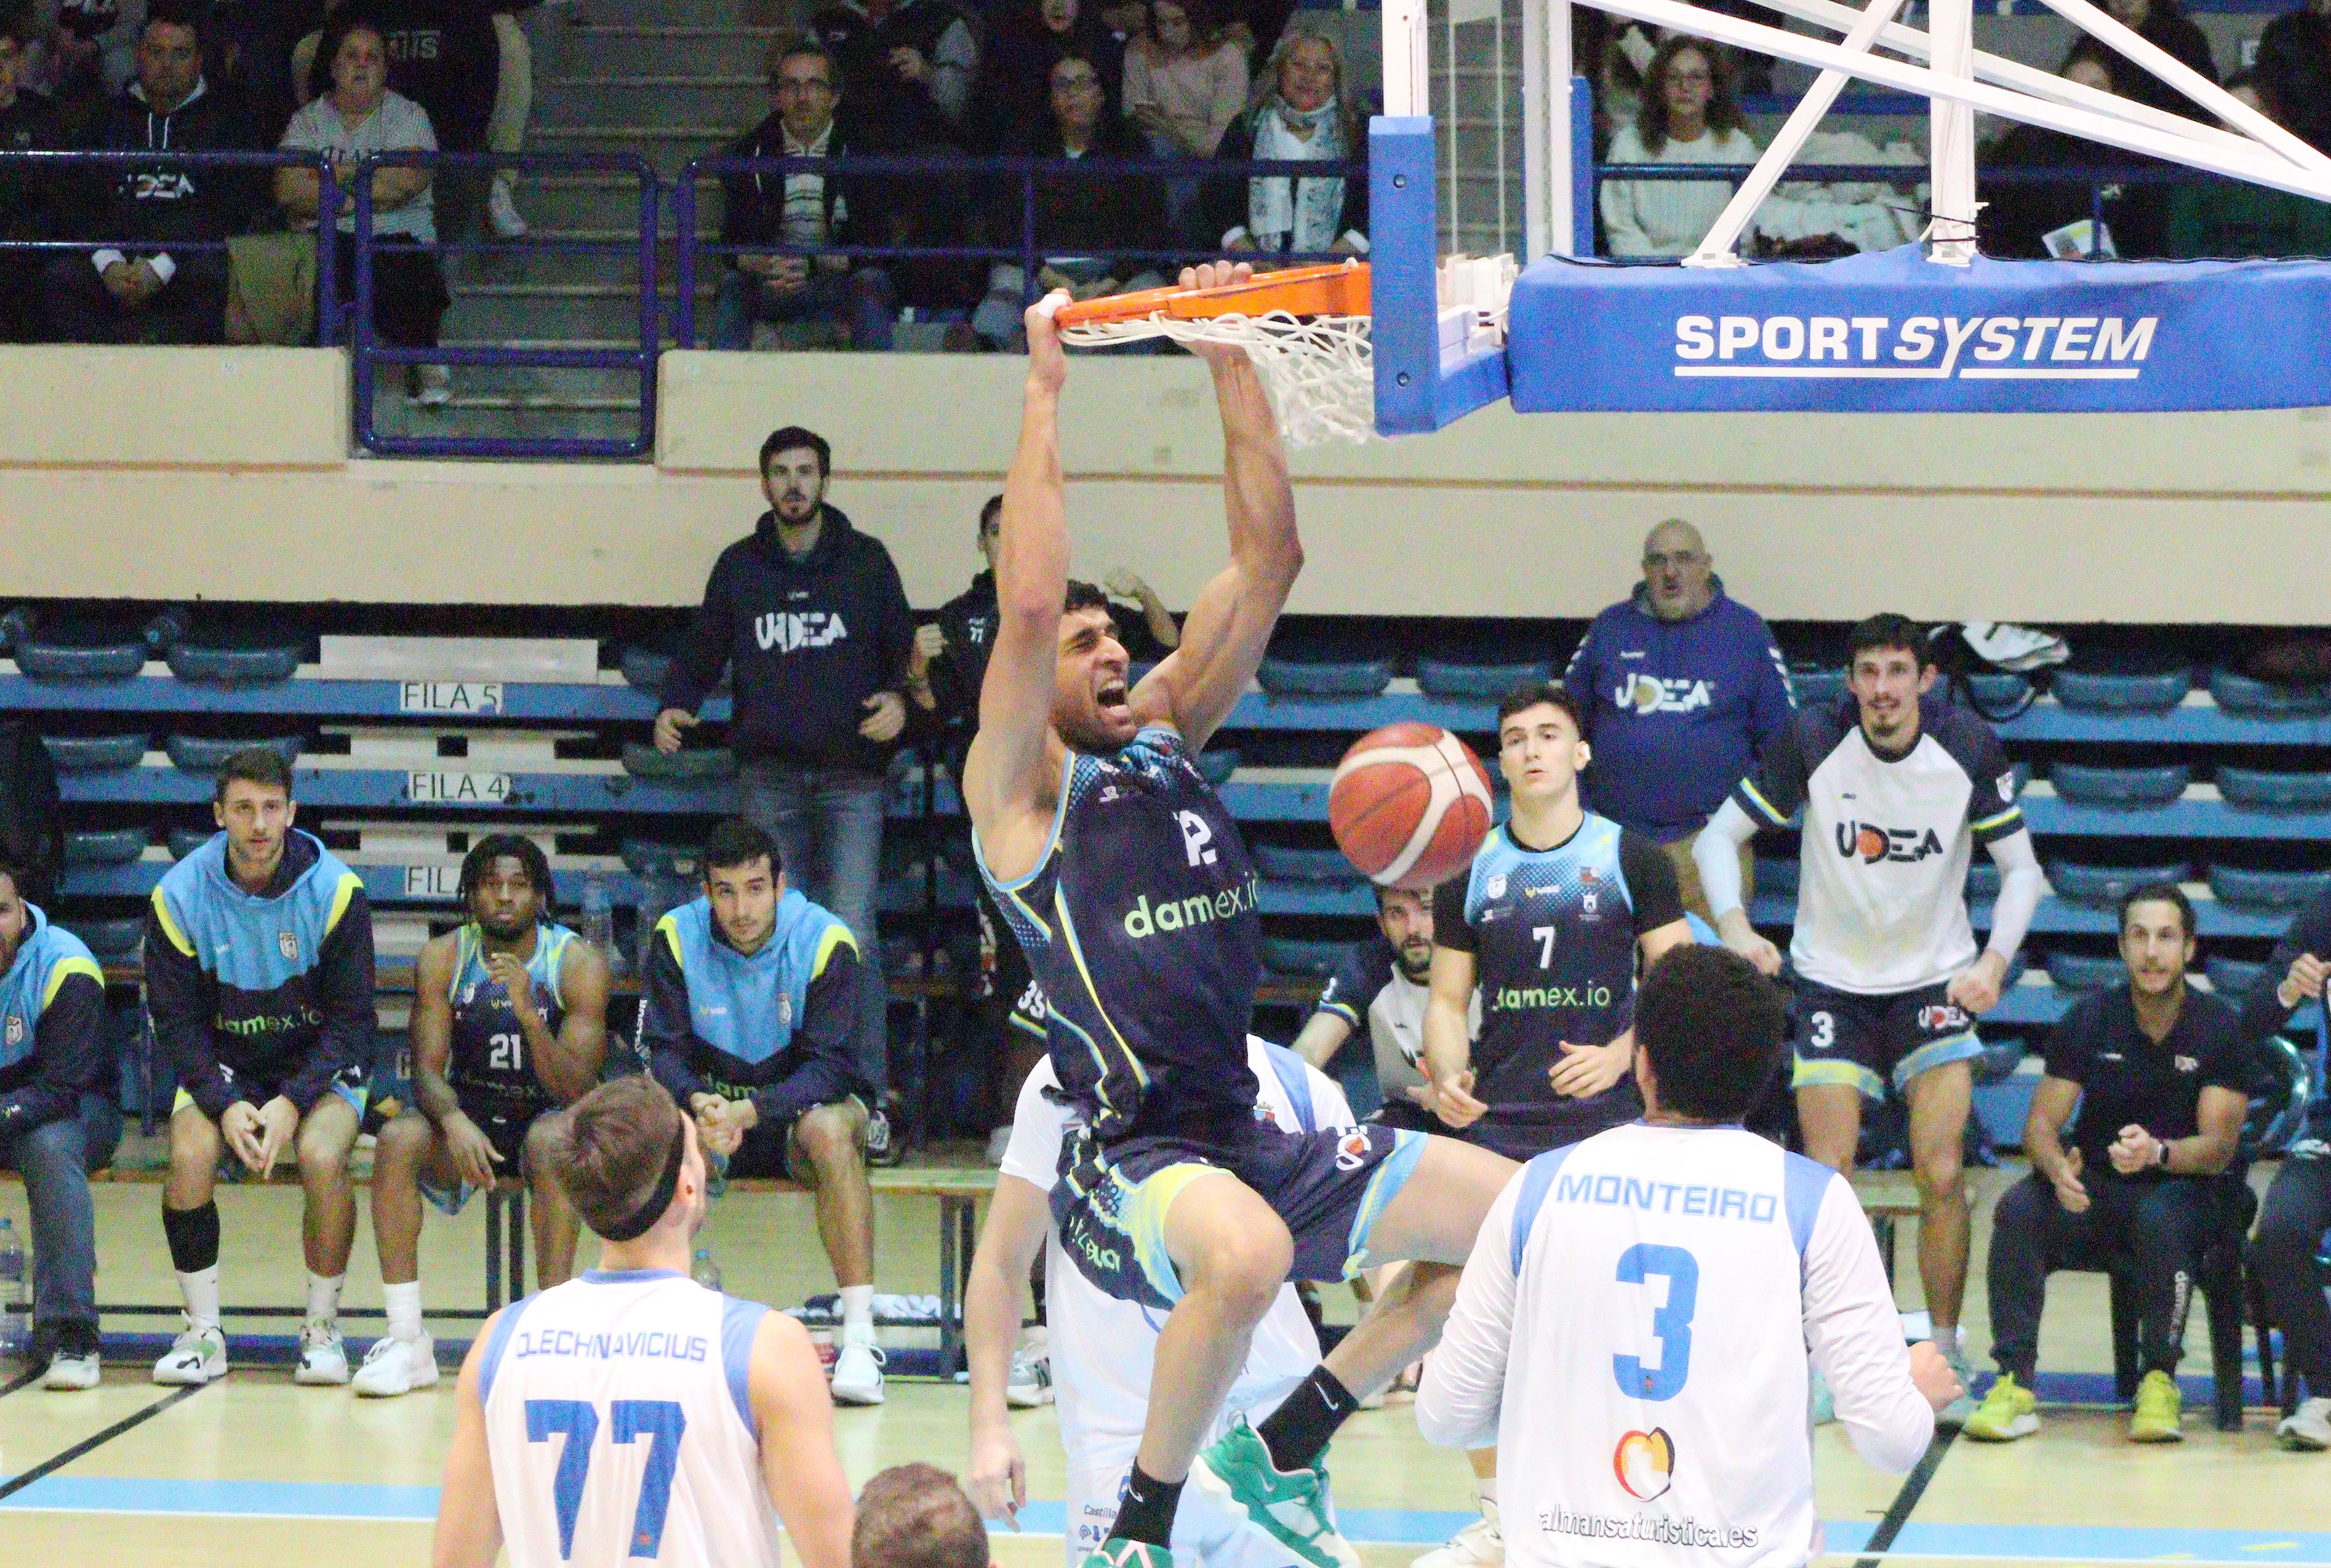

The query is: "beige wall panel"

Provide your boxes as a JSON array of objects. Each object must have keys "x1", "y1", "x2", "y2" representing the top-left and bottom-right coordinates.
[{"x1": 0, "y1": 346, "x2": 346, "y2": 467}]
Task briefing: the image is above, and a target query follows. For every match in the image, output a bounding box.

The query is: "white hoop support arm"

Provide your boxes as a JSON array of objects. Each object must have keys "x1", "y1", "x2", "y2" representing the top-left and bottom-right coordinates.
[
  {"x1": 1686, "y1": 0, "x2": 1911, "y2": 266},
  {"x1": 2026, "y1": 0, "x2": 2331, "y2": 178},
  {"x1": 1575, "y1": 0, "x2": 2331, "y2": 203},
  {"x1": 1747, "y1": 0, "x2": 2289, "y2": 168}
]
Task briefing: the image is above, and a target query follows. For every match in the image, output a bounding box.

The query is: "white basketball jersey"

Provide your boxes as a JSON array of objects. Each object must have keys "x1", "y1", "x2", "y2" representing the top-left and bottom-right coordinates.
[
  {"x1": 1428, "y1": 1123, "x2": 1927, "y2": 1568},
  {"x1": 478, "y1": 1270, "x2": 779, "y2": 1568},
  {"x1": 999, "y1": 1039, "x2": 1347, "y2": 1459}
]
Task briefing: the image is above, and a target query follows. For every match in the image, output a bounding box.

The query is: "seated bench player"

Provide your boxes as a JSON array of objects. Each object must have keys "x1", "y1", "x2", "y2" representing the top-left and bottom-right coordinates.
[
  {"x1": 145, "y1": 746, "x2": 378, "y2": 1387},
  {"x1": 641, "y1": 817, "x2": 890, "y2": 1406},
  {"x1": 354, "y1": 833, "x2": 610, "y2": 1397}
]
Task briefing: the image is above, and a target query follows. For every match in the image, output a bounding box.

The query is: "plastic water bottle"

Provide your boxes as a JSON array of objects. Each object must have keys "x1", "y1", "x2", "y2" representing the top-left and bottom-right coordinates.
[
  {"x1": 0, "y1": 1218, "x2": 28, "y2": 1359},
  {"x1": 581, "y1": 874, "x2": 616, "y2": 967},
  {"x1": 691, "y1": 1248, "x2": 723, "y2": 1293}
]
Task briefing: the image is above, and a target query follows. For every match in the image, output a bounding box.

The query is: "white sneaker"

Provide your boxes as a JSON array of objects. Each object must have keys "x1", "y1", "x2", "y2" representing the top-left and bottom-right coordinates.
[
  {"x1": 1006, "y1": 1336, "x2": 1052, "y2": 1408},
  {"x1": 412, "y1": 364, "x2": 453, "y2": 407},
  {"x1": 352, "y1": 1333, "x2": 440, "y2": 1398},
  {"x1": 294, "y1": 1321, "x2": 350, "y2": 1386},
  {"x1": 488, "y1": 177, "x2": 530, "y2": 239},
  {"x1": 1412, "y1": 1498, "x2": 1503, "y2": 1568},
  {"x1": 44, "y1": 1348, "x2": 101, "y2": 1390},
  {"x1": 153, "y1": 1322, "x2": 226, "y2": 1385},
  {"x1": 830, "y1": 1330, "x2": 886, "y2": 1406},
  {"x1": 2280, "y1": 1396, "x2": 2331, "y2": 1451}
]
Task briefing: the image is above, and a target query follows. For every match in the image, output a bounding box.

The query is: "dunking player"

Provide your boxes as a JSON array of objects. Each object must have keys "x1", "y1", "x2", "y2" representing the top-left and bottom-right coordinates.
[
  {"x1": 357, "y1": 835, "x2": 610, "y2": 1398},
  {"x1": 432, "y1": 1074, "x2": 855, "y2": 1568},
  {"x1": 1410, "y1": 679, "x2": 1694, "y2": 1568},
  {"x1": 965, "y1": 269, "x2": 1515, "y2": 1568}
]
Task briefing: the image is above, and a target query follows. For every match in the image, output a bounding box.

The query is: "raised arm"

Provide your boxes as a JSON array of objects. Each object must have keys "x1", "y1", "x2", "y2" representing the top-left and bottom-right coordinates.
[
  {"x1": 1130, "y1": 263, "x2": 1303, "y2": 751},
  {"x1": 961, "y1": 294, "x2": 1074, "y2": 883}
]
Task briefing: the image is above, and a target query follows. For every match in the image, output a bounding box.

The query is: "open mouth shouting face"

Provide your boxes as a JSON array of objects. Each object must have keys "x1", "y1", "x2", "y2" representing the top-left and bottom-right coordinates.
[{"x1": 1052, "y1": 605, "x2": 1137, "y2": 752}]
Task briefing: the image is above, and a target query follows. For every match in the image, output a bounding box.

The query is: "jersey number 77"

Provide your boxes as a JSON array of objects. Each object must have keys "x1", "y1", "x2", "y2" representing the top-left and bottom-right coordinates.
[{"x1": 526, "y1": 1397, "x2": 688, "y2": 1559}]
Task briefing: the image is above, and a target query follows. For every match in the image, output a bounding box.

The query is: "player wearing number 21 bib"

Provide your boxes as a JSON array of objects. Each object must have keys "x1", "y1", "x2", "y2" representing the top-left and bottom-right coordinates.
[
  {"x1": 1418, "y1": 946, "x2": 1961, "y2": 1568},
  {"x1": 432, "y1": 1074, "x2": 856, "y2": 1568}
]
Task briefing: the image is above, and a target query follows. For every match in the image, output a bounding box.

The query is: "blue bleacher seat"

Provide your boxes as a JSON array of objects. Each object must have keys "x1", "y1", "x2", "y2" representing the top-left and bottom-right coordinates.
[
  {"x1": 2049, "y1": 761, "x2": 2192, "y2": 807},
  {"x1": 167, "y1": 828, "x2": 211, "y2": 860},
  {"x1": 1261, "y1": 936, "x2": 1347, "y2": 977},
  {"x1": 2207, "y1": 865, "x2": 2331, "y2": 911},
  {"x1": 1255, "y1": 657, "x2": 1395, "y2": 698},
  {"x1": 166, "y1": 641, "x2": 301, "y2": 686},
  {"x1": 620, "y1": 837, "x2": 694, "y2": 876},
  {"x1": 63, "y1": 917, "x2": 143, "y2": 960},
  {"x1": 1964, "y1": 672, "x2": 2031, "y2": 709},
  {"x1": 1790, "y1": 668, "x2": 1846, "y2": 707},
  {"x1": 44, "y1": 733, "x2": 148, "y2": 771},
  {"x1": 1414, "y1": 659, "x2": 1552, "y2": 698},
  {"x1": 2045, "y1": 952, "x2": 2128, "y2": 990},
  {"x1": 2204, "y1": 956, "x2": 2268, "y2": 997},
  {"x1": 1756, "y1": 856, "x2": 1798, "y2": 896},
  {"x1": 62, "y1": 828, "x2": 148, "y2": 865},
  {"x1": 1195, "y1": 748, "x2": 1239, "y2": 786},
  {"x1": 1975, "y1": 1037, "x2": 2027, "y2": 1086},
  {"x1": 15, "y1": 636, "x2": 147, "y2": 681},
  {"x1": 2209, "y1": 668, "x2": 2331, "y2": 719},
  {"x1": 2217, "y1": 766, "x2": 2331, "y2": 813},
  {"x1": 164, "y1": 734, "x2": 304, "y2": 773},
  {"x1": 2050, "y1": 666, "x2": 2192, "y2": 712},
  {"x1": 621, "y1": 742, "x2": 735, "y2": 779},
  {"x1": 2047, "y1": 859, "x2": 2193, "y2": 905},
  {"x1": 619, "y1": 647, "x2": 673, "y2": 692},
  {"x1": 1967, "y1": 860, "x2": 2002, "y2": 899},
  {"x1": 1253, "y1": 843, "x2": 1365, "y2": 883}
]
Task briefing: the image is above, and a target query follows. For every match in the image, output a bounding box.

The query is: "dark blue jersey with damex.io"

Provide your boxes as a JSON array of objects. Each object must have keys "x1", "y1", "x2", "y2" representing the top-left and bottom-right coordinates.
[
  {"x1": 1432, "y1": 814, "x2": 1685, "y2": 1144},
  {"x1": 975, "y1": 723, "x2": 1263, "y2": 1146},
  {"x1": 445, "y1": 921, "x2": 577, "y2": 1126}
]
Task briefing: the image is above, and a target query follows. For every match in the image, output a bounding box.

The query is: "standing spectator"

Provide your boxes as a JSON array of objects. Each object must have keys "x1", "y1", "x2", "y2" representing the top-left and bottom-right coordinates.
[
  {"x1": 814, "y1": 0, "x2": 976, "y2": 150},
  {"x1": 655, "y1": 426, "x2": 913, "y2": 1155},
  {"x1": 1598, "y1": 36, "x2": 1759, "y2": 259},
  {"x1": 1563, "y1": 517, "x2": 1795, "y2": 923},
  {"x1": 1292, "y1": 882, "x2": 1478, "y2": 1120},
  {"x1": 974, "y1": 51, "x2": 1167, "y2": 348},
  {"x1": 482, "y1": 0, "x2": 531, "y2": 238},
  {"x1": 968, "y1": 0, "x2": 1118, "y2": 152},
  {"x1": 1694, "y1": 614, "x2": 2051, "y2": 1427},
  {"x1": 713, "y1": 34, "x2": 896, "y2": 352},
  {"x1": 0, "y1": 5, "x2": 67, "y2": 342},
  {"x1": 641, "y1": 820, "x2": 889, "y2": 1406},
  {"x1": 1123, "y1": 0, "x2": 1245, "y2": 240},
  {"x1": 2166, "y1": 74, "x2": 2331, "y2": 256},
  {"x1": 145, "y1": 747, "x2": 378, "y2": 1390},
  {"x1": 44, "y1": 0, "x2": 255, "y2": 344},
  {"x1": 2258, "y1": 0, "x2": 2331, "y2": 154},
  {"x1": 1963, "y1": 884, "x2": 2247, "y2": 1447},
  {"x1": 0, "y1": 852, "x2": 119, "y2": 1391},
  {"x1": 277, "y1": 7, "x2": 451, "y2": 405},
  {"x1": 2238, "y1": 886, "x2": 2331, "y2": 1449},
  {"x1": 1208, "y1": 28, "x2": 1366, "y2": 256}
]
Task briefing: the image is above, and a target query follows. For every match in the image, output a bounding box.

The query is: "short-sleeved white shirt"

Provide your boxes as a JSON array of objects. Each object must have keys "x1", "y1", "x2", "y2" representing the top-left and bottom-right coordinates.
[{"x1": 280, "y1": 89, "x2": 438, "y2": 241}]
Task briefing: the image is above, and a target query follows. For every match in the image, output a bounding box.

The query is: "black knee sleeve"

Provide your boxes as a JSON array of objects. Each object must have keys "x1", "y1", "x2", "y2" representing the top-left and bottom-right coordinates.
[{"x1": 162, "y1": 1199, "x2": 220, "y2": 1274}]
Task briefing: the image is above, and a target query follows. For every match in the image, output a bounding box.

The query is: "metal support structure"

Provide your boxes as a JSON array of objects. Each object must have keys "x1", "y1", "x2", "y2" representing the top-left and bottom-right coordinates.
[
  {"x1": 1523, "y1": 0, "x2": 1579, "y2": 257},
  {"x1": 1383, "y1": 0, "x2": 1430, "y2": 117},
  {"x1": 1928, "y1": 0, "x2": 1978, "y2": 263}
]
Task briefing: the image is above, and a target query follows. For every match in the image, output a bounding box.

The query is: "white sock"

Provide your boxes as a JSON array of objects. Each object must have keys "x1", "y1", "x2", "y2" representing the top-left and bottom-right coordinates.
[
  {"x1": 1936, "y1": 1324, "x2": 1962, "y2": 1357},
  {"x1": 839, "y1": 1285, "x2": 875, "y2": 1338},
  {"x1": 178, "y1": 1266, "x2": 221, "y2": 1332},
  {"x1": 1477, "y1": 1476, "x2": 1498, "y2": 1507},
  {"x1": 384, "y1": 1281, "x2": 424, "y2": 1344},
  {"x1": 306, "y1": 1272, "x2": 346, "y2": 1328}
]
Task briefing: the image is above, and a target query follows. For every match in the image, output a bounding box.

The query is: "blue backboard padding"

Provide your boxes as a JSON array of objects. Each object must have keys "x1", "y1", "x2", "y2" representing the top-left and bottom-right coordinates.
[
  {"x1": 1507, "y1": 244, "x2": 2331, "y2": 412},
  {"x1": 1369, "y1": 116, "x2": 1511, "y2": 435}
]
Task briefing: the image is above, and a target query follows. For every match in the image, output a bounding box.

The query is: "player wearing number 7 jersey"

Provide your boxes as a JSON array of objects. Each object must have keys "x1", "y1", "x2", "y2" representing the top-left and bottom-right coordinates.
[
  {"x1": 1418, "y1": 946, "x2": 1962, "y2": 1568},
  {"x1": 432, "y1": 1074, "x2": 856, "y2": 1568}
]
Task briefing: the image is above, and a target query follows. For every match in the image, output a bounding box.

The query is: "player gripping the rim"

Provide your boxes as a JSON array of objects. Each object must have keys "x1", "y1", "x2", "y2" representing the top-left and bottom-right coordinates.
[{"x1": 964, "y1": 265, "x2": 1517, "y2": 1568}]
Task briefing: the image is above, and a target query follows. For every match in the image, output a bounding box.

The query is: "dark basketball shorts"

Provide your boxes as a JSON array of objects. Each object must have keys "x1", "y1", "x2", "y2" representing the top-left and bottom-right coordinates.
[
  {"x1": 1368, "y1": 1095, "x2": 1632, "y2": 1163},
  {"x1": 724, "y1": 1094, "x2": 869, "y2": 1185},
  {"x1": 1790, "y1": 976, "x2": 1985, "y2": 1101},
  {"x1": 1051, "y1": 1119, "x2": 1428, "y2": 1311},
  {"x1": 420, "y1": 1103, "x2": 556, "y2": 1215}
]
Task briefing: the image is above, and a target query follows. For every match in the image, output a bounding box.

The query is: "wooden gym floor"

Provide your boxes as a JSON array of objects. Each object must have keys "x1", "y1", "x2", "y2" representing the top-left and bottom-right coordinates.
[{"x1": 3, "y1": 1163, "x2": 2330, "y2": 1567}]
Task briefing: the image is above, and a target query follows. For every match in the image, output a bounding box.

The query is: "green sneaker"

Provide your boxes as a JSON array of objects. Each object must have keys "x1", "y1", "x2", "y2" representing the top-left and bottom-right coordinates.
[
  {"x1": 1080, "y1": 1540, "x2": 1173, "y2": 1568},
  {"x1": 2130, "y1": 1369, "x2": 2184, "y2": 1443},
  {"x1": 1189, "y1": 1415, "x2": 1358, "y2": 1568},
  {"x1": 1960, "y1": 1372, "x2": 2039, "y2": 1442}
]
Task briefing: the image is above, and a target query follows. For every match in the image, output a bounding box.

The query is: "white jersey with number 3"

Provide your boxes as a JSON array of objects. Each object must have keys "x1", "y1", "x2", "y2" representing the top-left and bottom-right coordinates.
[
  {"x1": 1418, "y1": 1124, "x2": 1934, "y2": 1568},
  {"x1": 478, "y1": 1270, "x2": 780, "y2": 1568}
]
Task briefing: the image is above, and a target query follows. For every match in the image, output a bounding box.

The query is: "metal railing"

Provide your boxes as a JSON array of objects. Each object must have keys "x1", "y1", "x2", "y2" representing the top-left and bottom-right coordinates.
[{"x1": 671, "y1": 152, "x2": 1363, "y2": 349}]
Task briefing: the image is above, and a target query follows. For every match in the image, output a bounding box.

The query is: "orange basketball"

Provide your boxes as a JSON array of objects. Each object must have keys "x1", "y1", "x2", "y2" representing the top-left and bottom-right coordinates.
[{"x1": 1329, "y1": 723, "x2": 1497, "y2": 891}]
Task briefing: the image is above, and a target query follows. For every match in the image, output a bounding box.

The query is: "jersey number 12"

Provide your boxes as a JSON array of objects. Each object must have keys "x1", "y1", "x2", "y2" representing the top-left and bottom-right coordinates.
[
  {"x1": 526, "y1": 1397, "x2": 687, "y2": 1559},
  {"x1": 1614, "y1": 1243, "x2": 1699, "y2": 1402}
]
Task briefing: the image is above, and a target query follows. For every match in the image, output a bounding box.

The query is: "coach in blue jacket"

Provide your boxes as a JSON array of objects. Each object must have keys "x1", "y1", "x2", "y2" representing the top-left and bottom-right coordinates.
[{"x1": 1564, "y1": 519, "x2": 1796, "y2": 917}]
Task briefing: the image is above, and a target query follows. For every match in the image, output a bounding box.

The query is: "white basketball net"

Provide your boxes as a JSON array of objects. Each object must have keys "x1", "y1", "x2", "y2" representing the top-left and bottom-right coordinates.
[{"x1": 1058, "y1": 310, "x2": 1375, "y2": 449}]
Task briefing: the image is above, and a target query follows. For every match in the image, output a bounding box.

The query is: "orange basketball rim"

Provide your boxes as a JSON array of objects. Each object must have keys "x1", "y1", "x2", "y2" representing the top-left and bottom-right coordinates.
[{"x1": 1054, "y1": 263, "x2": 1371, "y2": 329}]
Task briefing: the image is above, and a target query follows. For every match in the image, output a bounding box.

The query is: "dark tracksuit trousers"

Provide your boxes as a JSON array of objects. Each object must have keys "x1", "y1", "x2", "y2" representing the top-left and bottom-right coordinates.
[
  {"x1": 1987, "y1": 1169, "x2": 2206, "y2": 1384},
  {"x1": 2254, "y1": 1154, "x2": 2331, "y2": 1400}
]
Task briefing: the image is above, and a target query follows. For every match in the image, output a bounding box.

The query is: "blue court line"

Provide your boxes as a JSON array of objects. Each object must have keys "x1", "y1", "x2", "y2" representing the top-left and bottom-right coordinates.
[{"x1": 7, "y1": 1479, "x2": 2331, "y2": 1563}]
